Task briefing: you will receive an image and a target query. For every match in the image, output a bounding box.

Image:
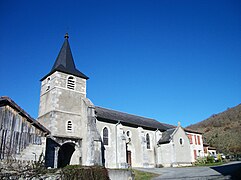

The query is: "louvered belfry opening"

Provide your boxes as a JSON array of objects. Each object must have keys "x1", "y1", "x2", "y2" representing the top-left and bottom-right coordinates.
[
  {"x1": 67, "y1": 121, "x2": 72, "y2": 131},
  {"x1": 67, "y1": 76, "x2": 75, "y2": 90}
]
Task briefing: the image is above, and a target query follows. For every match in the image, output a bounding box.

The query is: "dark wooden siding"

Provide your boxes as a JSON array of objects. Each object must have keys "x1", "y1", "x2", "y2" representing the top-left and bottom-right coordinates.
[{"x1": 0, "y1": 106, "x2": 44, "y2": 159}]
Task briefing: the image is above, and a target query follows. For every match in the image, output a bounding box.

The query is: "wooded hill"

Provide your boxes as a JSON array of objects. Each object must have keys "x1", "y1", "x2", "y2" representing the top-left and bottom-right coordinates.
[{"x1": 187, "y1": 103, "x2": 241, "y2": 154}]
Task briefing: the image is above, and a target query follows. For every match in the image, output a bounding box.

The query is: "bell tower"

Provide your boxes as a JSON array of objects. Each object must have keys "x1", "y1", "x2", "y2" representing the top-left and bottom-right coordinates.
[
  {"x1": 38, "y1": 34, "x2": 102, "y2": 167},
  {"x1": 38, "y1": 33, "x2": 89, "y2": 137}
]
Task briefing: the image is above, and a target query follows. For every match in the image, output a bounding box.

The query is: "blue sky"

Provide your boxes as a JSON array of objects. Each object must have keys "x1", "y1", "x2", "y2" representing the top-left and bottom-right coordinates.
[{"x1": 0, "y1": 0, "x2": 240, "y2": 127}]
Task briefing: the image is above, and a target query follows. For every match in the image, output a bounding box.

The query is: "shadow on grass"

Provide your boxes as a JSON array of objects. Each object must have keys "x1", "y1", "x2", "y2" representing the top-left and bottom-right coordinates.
[{"x1": 211, "y1": 162, "x2": 241, "y2": 180}]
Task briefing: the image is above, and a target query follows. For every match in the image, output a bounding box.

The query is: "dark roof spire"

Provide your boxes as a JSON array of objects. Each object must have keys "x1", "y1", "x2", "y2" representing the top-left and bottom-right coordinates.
[{"x1": 41, "y1": 34, "x2": 89, "y2": 81}]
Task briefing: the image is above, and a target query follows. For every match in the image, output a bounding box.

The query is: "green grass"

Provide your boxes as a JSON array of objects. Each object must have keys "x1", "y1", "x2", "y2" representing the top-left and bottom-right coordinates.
[
  {"x1": 132, "y1": 169, "x2": 159, "y2": 180},
  {"x1": 195, "y1": 161, "x2": 224, "y2": 167}
]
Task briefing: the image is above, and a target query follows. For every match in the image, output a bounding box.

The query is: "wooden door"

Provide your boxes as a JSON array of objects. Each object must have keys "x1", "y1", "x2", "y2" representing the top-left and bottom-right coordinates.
[
  {"x1": 127, "y1": 150, "x2": 132, "y2": 167},
  {"x1": 194, "y1": 150, "x2": 197, "y2": 160}
]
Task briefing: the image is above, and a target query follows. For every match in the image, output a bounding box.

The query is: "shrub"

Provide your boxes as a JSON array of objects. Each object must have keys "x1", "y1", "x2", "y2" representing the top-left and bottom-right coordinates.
[
  {"x1": 206, "y1": 155, "x2": 215, "y2": 163},
  {"x1": 61, "y1": 165, "x2": 109, "y2": 180},
  {"x1": 223, "y1": 126, "x2": 230, "y2": 131},
  {"x1": 195, "y1": 157, "x2": 207, "y2": 165},
  {"x1": 216, "y1": 154, "x2": 222, "y2": 162}
]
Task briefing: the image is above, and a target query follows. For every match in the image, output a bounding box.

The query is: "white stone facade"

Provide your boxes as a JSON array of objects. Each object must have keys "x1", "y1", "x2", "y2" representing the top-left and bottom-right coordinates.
[
  {"x1": 157, "y1": 126, "x2": 192, "y2": 167},
  {"x1": 96, "y1": 121, "x2": 162, "y2": 168}
]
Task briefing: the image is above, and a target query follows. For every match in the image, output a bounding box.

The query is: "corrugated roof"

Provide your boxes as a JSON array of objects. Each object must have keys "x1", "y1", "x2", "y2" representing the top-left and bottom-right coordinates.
[
  {"x1": 0, "y1": 96, "x2": 50, "y2": 134},
  {"x1": 95, "y1": 106, "x2": 169, "y2": 131},
  {"x1": 41, "y1": 34, "x2": 88, "y2": 81}
]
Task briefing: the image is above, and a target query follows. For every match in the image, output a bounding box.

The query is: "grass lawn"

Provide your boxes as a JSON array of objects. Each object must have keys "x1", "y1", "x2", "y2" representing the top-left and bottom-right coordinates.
[
  {"x1": 132, "y1": 169, "x2": 159, "y2": 180},
  {"x1": 195, "y1": 161, "x2": 224, "y2": 167}
]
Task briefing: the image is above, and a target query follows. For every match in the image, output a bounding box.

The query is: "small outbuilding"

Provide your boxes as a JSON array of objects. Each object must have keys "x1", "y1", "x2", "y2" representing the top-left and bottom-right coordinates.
[
  {"x1": 0, "y1": 96, "x2": 50, "y2": 162},
  {"x1": 157, "y1": 124, "x2": 192, "y2": 167}
]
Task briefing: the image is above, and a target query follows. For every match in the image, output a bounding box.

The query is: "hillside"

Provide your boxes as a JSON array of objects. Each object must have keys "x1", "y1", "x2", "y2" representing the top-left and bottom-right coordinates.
[{"x1": 187, "y1": 104, "x2": 241, "y2": 154}]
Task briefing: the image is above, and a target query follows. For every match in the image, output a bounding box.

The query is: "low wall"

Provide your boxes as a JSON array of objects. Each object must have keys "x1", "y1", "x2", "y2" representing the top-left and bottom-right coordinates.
[{"x1": 108, "y1": 169, "x2": 134, "y2": 180}]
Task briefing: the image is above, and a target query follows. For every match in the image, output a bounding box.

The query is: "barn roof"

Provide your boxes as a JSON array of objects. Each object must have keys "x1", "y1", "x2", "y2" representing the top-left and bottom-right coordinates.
[
  {"x1": 0, "y1": 96, "x2": 50, "y2": 134},
  {"x1": 95, "y1": 106, "x2": 169, "y2": 131},
  {"x1": 41, "y1": 33, "x2": 89, "y2": 81}
]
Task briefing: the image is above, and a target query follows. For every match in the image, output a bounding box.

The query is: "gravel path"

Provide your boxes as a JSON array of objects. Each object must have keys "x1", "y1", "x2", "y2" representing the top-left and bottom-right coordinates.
[{"x1": 135, "y1": 161, "x2": 241, "y2": 180}]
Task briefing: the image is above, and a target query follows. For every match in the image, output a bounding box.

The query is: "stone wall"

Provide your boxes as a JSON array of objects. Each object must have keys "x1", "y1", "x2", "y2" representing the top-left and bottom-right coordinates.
[
  {"x1": 108, "y1": 169, "x2": 134, "y2": 180},
  {"x1": 1, "y1": 163, "x2": 112, "y2": 180},
  {"x1": 157, "y1": 143, "x2": 173, "y2": 167}
]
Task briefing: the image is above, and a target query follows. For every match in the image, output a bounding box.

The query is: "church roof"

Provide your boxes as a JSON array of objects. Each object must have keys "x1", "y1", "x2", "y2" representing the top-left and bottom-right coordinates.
[
  {"x1": 158, "y1": 128, "x2": 176, "y2": 144},
  {"x1": 41, "y1": 33, "x2": 89, "y2": 81},
  {"x1": 95, "y1": 106, "x2": 169, "y2": 131}
]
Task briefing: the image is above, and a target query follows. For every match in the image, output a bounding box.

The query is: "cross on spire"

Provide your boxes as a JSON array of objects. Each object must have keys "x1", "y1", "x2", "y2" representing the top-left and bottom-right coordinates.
[{"x1": 64, "y1": 32, "x2": 69, "y2": 39}]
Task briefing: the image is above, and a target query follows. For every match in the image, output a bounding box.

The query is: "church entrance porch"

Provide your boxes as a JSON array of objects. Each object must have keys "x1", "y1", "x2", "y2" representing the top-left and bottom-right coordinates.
[
  {"x1": 45, "y1": 136, "x2": 82, "y2": 168},
  {"x1": 57, "y1": 142, "x2": 75, "y2": 168}
]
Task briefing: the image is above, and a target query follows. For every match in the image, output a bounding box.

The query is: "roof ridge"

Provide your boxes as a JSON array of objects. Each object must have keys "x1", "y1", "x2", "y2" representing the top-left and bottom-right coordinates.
[
  {"x1": 95, "y1": 106, "x2": 156, "y2": 121},
  {"x1": 166, "y1": 128, "x2": 176, "y2": 131},
  {"x1": 95, "y1": 106, "x2": 169, "y2": 131}
]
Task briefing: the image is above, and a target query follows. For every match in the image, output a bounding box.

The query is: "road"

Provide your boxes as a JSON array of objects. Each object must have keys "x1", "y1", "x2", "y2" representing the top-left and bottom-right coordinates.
[{"x1": 135, "y1": 161, "x2": 241, "y2": 180}]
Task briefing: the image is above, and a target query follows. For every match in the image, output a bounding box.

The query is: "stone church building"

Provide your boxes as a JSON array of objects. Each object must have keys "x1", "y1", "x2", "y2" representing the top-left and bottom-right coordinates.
[{"x1": 0, "y1": 34, "x2": 204, "y2": 169}]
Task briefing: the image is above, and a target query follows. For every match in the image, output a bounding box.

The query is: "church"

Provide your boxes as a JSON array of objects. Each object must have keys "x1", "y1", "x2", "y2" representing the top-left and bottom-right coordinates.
[{"x1": 0, "y1": 34, "x2": 204, "y2": 169}]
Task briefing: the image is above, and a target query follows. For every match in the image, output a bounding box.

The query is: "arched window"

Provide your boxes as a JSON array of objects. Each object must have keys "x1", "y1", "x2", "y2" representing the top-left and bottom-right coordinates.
[
  {"x1": 67, "y1": 121, "x2": 72, "y2": 131},
  {"x1": 126, "y1": 130, "x2": 131, "y2": 137},
  {"x1": 67, "y1": 76, "x2": 75, "y2": 90},
  {"x1": 103, "y1": 127, "x2": 109, "y2": 146},
  {"x1": 179, "y1": 137, "x2": 184, "y2": 145},
  {"x1": 146, "y1": 133, "x2": 150, "y2": 149},
  {"x1": 46, "y1": 77, "x2": 51, "y2": 91},
  {"x1": 125, "y1": 130, "x2": 132, "y2": 143}
]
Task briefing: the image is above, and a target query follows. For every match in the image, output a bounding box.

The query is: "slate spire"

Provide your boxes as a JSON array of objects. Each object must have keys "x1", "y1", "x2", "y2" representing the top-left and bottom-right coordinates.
[{"x1": 41, "y1": 33, "x2": 89, "y2": 81}]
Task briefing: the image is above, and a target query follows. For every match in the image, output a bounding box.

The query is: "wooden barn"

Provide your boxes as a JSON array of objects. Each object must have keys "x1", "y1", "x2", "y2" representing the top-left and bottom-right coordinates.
[{"x1": 0, "y1": 96, "x2": 50, "y2": 162}]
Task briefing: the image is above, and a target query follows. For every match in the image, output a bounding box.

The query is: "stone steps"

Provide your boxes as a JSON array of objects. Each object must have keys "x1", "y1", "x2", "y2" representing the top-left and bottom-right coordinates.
[{"x1": 15, "y1": 144, "x2": 45, "y2": 162}]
